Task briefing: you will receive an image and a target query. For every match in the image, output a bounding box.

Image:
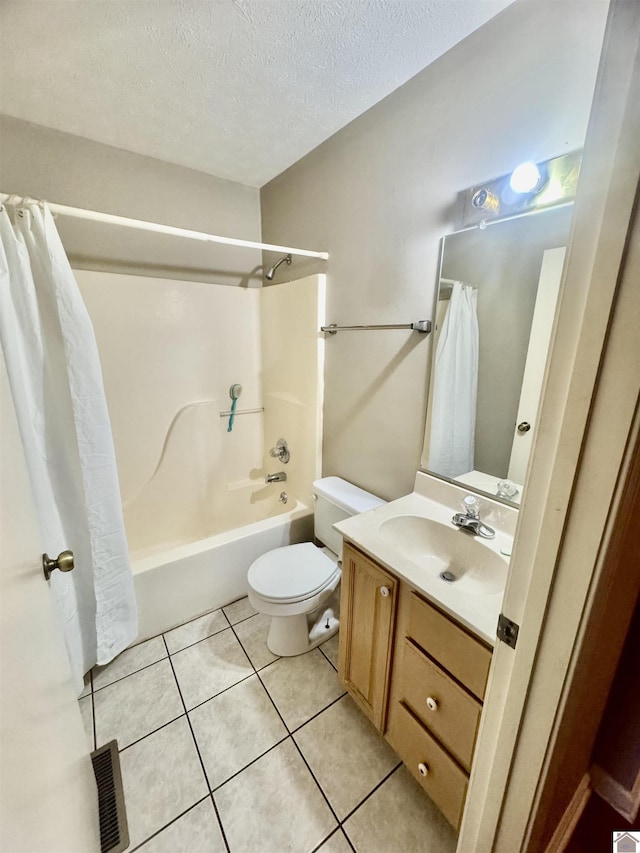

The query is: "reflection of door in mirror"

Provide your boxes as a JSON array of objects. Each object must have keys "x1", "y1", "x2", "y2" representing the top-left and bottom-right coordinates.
[
  {"x1": 421, "y1": 205, "x2": 573, "y2": 507},
  {"x1": 508, "y1": 246, "x2": 565, "y2": 483}
]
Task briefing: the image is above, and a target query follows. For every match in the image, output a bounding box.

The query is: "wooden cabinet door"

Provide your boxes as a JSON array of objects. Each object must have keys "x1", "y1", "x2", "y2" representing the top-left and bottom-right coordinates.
[{"x1": 338, "y1": 542, "x2": 397, "y2": 731}]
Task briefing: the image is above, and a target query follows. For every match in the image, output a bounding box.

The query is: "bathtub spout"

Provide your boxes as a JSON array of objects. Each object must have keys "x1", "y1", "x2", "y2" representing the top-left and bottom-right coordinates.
[{"x1": 265, "y1": 471, "x2": 287, "y2": 483}]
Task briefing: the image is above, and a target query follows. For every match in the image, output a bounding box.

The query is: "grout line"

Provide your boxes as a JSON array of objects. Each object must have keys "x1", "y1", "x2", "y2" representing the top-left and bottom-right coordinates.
[
  {"x1": 340, "y1": 824, "x2": 358, "y2": 852},
  {"x1": 185, "y1": 671, "x2": 256, "y2": 714},
  {"x1": 90, "y1": 670, "x2": 96, "y2": 752},
  {"x1": 340, "y1": 824, "x2": 358, "y2": 853},
  {"x1": 339, "y1": 762, "x2": 403, "y2": 826},
  {"x1": 162, "y1": 635, "x2": 231, "y2": 853},
  {"x1": 117, "y1": 712, "x2": 186, "y2": 754},
  {"x1": 92, "y1": 655, "x2": 168, "y2": 694},
  {"x1": 165, "y1": 624, "x2": 229, "y2": 657},
  {"x1": 210, "y1": 734, "x2": 290, "y2": 793},
  {"x1": 290, "y1": 735, "x2": 342, "y2": 827},
  {"x1": 318, "y1": 644, "x2": 338, "y2": 672},
  {"x1": 310, "y1": 826, "x2": 343, "y2": 853},
  {"x1": 290, "y1": 692, "x2": 347, "y2": 735},
  {"x1": 127, "y1": 794, "x2": 211, "y2": 853}
]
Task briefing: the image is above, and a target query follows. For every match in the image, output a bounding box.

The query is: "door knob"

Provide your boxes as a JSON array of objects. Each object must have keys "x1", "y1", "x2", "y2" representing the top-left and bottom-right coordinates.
[
  {"x1": 517, "y1": 421, "x2": 531, "y2": 433},
  {"x1": 418, "y1": 762, "x2": 429, "y2": 777},
  {"x1": 43, "y1": 550, "x2": 75, "y2": 581},
  {"x1": 380, "y1": 586, "x2": 390, "y2": 598}
]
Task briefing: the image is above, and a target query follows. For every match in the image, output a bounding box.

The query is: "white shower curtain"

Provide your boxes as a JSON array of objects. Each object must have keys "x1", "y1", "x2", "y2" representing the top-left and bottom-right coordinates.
[
  {"x1": 427, "y1": 281, "x2": 479, "y2": 478},
  {"x1": 0, "y1": 200, "x2": 137, "y2": 693}
]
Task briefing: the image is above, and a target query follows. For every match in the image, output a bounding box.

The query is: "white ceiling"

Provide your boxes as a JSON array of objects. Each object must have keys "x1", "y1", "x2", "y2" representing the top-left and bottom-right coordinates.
[{"x1": 0, "y1": 0, "x2": 513, "y2": 188}]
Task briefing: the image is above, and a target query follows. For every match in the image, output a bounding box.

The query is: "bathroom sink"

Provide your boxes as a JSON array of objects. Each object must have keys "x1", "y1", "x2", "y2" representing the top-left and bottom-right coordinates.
[{"x1": 377, "y1": 514, "x2": 507, "y2": 595}]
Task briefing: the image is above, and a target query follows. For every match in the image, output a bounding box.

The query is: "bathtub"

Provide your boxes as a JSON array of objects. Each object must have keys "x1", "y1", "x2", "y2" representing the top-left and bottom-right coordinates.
[{"x1": 131, "y1": 501, "x2": 314, "y2": 641}]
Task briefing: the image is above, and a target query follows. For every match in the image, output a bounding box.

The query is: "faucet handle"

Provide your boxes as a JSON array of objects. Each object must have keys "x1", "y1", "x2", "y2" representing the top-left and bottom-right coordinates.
[{"x1": 462, "y1": 495, "x2": 481, "y2": 518}]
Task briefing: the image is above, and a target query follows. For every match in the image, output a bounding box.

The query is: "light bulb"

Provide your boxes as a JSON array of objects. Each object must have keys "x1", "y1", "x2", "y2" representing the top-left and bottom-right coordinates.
[{"x1": 509, "y1": 162, "x2": 542, "y2": 194}]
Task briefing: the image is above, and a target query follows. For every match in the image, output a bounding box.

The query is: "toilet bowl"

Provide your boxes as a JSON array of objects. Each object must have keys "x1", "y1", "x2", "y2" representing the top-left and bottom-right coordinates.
[{"x1": 247, "y1": 477, "x2": 385, "y2": 656}]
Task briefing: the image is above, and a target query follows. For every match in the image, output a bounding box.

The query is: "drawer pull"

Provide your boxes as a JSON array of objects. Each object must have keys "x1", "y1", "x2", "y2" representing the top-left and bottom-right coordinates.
[
  {"x1": 426, "y1": 696, "x2": 439, "y2": 712},
  {"x1": 418, "y1": 762, "x2": 429, "y2": 777},
  {"x1": 380, "y1": 586, "x2": 390, "y2": 598}
]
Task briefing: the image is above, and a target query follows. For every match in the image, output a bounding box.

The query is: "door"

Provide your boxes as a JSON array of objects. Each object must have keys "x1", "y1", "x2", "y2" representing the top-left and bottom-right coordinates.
[
  {"x1": 508, "y1": 246, "x2": 566, "y2": 483},
  {"x1": 0, "y1": 353, "x2": 100, "y2": 851}
]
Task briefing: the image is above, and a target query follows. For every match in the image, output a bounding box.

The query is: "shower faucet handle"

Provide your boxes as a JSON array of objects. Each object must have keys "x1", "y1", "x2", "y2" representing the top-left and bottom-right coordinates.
[{"x1": 269, "y1": 438, "x2": 290, "y2": 463}]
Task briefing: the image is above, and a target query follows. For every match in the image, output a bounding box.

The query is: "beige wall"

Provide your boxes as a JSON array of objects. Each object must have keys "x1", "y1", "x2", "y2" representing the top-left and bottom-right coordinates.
[
  {"x1": 0, "y1": 115, "x2": 262, "y2": 285},
  {"x1": 260, "y1": 0, "x2": 608, "y2": 500}
]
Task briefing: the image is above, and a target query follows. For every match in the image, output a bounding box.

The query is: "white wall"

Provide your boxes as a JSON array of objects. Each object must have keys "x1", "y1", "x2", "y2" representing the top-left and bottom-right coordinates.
[{"x1": 260, "y1": 0, "x2": 608, "y2": 500}]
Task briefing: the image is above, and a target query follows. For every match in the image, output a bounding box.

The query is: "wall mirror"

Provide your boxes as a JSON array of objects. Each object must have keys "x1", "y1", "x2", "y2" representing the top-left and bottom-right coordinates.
[{"x1": 421, "y1": 203, "x2": 573, "y2": 507}]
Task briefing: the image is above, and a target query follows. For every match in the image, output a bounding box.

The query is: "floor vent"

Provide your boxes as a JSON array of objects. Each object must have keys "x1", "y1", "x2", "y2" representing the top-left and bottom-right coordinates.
[{"x1": 90, "y1": 740, "x2": 129, "y2": 853}]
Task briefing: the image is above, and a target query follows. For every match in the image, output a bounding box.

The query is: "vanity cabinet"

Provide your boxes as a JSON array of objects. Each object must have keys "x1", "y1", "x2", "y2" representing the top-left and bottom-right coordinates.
[
  {"x1": 338, "y1": 542, "x2": 397, "y2": 730},
  {"x1": 338, "y1": 540, "x2": 493, "y2": 830}
]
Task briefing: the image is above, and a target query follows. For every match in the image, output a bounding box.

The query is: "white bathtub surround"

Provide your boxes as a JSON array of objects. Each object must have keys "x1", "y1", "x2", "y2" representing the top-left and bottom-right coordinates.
[
  {"x1": 76, "y1": 269, "x2": 325, "y2": 557},
  {"x1": 0, "y1": 201, "x2": 136, "y2": 691},
  {"x1": 81, "y1": 599, "x2": 456, "y2": 852}
]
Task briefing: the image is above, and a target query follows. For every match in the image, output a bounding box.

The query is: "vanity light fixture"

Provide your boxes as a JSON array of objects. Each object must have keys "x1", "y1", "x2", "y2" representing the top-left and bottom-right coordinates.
[
  {"x1": 509, "y1": 162, "x2": 543, "y2": 194},
  {"x1": 459, "y1": 149, "x2": 582, "y2": 228}
]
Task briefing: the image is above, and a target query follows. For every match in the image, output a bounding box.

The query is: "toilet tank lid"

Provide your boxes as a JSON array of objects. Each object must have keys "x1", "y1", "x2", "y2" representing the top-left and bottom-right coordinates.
[{"x1": 312, "y1": 477, "x2": 386, "y2": 514}]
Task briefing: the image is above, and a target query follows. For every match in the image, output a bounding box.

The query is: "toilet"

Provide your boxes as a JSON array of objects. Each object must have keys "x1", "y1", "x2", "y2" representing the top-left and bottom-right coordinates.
[{"x1": 247, "y1": 477, "x2": 385, "y2": 656}]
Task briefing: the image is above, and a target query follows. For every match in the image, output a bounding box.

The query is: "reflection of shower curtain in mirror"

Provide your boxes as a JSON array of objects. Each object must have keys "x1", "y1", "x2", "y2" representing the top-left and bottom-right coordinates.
[{"x1": 427, "y1": 282, "x2": 478, "y2": 478}]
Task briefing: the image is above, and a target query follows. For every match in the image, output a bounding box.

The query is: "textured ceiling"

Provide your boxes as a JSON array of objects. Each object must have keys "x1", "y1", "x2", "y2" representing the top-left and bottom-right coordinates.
[{"x1": 0, "y1": 0, "x2": 514, "y2": 187}]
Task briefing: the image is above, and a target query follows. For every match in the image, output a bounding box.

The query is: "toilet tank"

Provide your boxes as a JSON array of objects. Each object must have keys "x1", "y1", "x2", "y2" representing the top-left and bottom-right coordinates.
[{"x1": 312, "y1": 477, "x2": 385, "y2": 556}]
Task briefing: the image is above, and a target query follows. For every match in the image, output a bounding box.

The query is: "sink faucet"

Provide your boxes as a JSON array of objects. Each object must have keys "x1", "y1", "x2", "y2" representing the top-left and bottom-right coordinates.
[
  {"x1": 452, "y1": 495, "x2": 495, "y2": 539},
  {"x1": 265, "y1": 471, "x2": 287, "y2": 484}
]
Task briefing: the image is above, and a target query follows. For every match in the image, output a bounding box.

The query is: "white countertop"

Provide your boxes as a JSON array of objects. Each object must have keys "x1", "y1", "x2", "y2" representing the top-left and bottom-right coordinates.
[{"x1": 334, "y1": 472, "x2": 518, "y2": 646}]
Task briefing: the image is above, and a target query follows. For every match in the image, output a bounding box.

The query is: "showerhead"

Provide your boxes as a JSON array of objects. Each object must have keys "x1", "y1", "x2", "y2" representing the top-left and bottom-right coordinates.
[{"x1": 265, "y1": 254, "x2": 292, "y2": 281}]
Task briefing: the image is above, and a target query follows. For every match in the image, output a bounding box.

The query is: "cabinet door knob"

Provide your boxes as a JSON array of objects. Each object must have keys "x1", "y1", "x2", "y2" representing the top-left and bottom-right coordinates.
[
  {"x1": 418, "y1": 762, "x2": 429, "y2": 777},
  {"x1": 380, "y1": 586, "x2": 390, "y2": 598},
  {"x1": 426, "y1": 696, "x2": 439, "y2": 711}
]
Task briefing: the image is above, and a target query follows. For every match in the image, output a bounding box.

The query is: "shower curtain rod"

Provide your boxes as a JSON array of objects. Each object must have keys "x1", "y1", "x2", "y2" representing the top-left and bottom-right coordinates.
[{"x1": 0, "y1": 192, "x2": 329, "y2": 260}]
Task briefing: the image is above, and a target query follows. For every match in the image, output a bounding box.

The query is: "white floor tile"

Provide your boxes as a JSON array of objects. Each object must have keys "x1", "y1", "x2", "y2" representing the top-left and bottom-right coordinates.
[
  {"x1": 343, "y1": 766, "x2": 457, "y2": 853},
  {"x1": 171, "y1": 628, "x2": 253, "y2": 710},
  {"x1": 190, "y1": 674, "x2": 287, "y2": 789},
  {"x1": 295, "y1": 695, "x2": 398, "y2": 819},
  {"x1": 259, "y1": 649, "x2": 345, "y2": 730},
  {"x1": 215, "y1": 739, "x2": 336, "y2": 852},
  {"x1": 93, "y1": 636, "x2": 167, "y2": 690},
  {"x1": 136, "y1": 798, "x2": 226, "y2": 853},
  {"x1": 94, "y1": 658, "x2": 183, "y2": 749},
  {"x1": 222, "y1": 596, "x2": 256, "y2": 625},
  {"x1": 119, "y1": 717, "x2": 208, "y2": 850},
  {"x1": 165, "y1": 609, "x2": 228, "y2": 655},
  {"x1": 233, "y1": 612, "x2": 278, "y2": 670}
]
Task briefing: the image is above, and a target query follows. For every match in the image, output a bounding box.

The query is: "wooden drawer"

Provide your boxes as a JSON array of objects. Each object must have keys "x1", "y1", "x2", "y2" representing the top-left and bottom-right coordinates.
[
  {"x1": 400, "y1": 639, "x2": 482, "y2": 771},
  {"x1": 408, "y1": 592, "x2": 492, "y2": 700},
  {"x1": 387, "y1": 700, "x2": 468, "y2": 829}
]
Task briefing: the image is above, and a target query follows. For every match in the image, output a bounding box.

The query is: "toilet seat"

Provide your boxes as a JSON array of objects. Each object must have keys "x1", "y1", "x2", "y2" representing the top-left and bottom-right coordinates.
[{"x1": 248, "y1": 542, "x2": 339, "y2": 604}]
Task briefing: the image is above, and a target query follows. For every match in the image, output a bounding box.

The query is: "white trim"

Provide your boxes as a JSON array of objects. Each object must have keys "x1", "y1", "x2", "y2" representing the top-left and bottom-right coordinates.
[{"x1": 0, "y1": 193, "x2": 329, "y2": 260}]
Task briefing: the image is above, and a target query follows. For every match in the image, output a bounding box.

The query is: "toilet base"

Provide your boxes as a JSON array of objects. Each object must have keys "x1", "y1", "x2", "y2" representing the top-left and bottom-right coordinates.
[{"x1": 266, "y1": 610, "x2": 339, "y2": 657}]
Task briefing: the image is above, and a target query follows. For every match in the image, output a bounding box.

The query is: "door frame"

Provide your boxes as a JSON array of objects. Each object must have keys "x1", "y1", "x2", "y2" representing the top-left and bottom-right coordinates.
[{"x1": 457, "y1": 1, "x2": 640, "y2": 849}]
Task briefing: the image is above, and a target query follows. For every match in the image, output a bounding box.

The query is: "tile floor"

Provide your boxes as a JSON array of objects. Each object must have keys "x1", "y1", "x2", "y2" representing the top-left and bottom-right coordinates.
[{"x1": 79, "y1": 598, "x2": 457, "y2": 853}]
